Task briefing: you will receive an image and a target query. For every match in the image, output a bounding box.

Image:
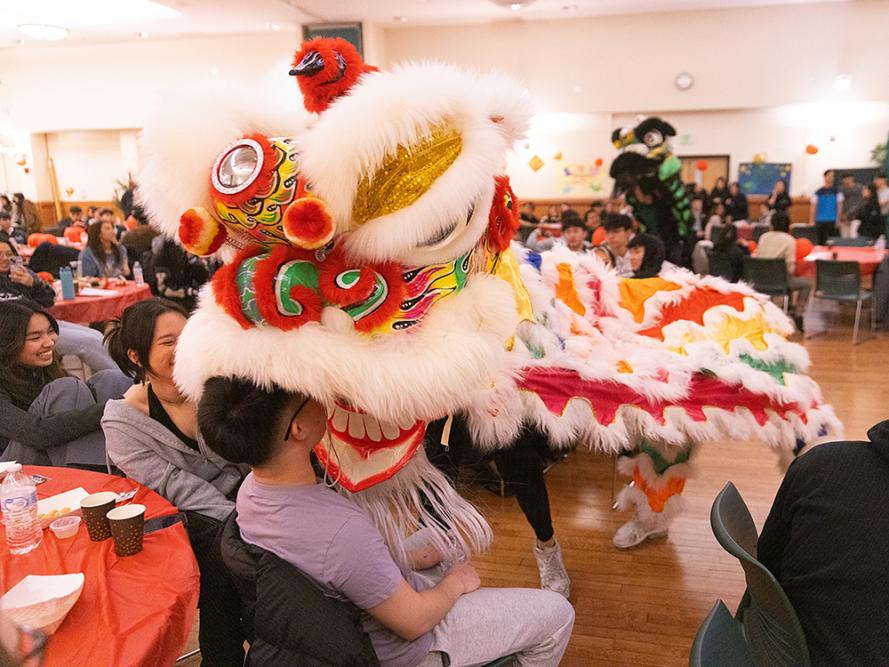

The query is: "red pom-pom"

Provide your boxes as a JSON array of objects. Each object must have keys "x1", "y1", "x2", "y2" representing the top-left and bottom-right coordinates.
[
  {"x1": 291, "y1": 37, "x2": 379, "y2": 114},
  {"x1": 179, "y1": 207, "x2": 227, "y2": 256},
  {"x1": 486, "y1": 175, "x2": 520, "y2": 253},
  {"x1": 282, "y1": 197, "x2": 335, "y2": 249}
]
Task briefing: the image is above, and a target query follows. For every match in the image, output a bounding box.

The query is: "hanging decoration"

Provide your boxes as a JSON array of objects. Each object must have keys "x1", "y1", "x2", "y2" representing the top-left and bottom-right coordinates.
[
  {"x1": 553, "y1": 151, "x2": 563, "y2": 160},
  {"x1": 65, "y1": 187, "x2": 74, "y2": 197},
  {"x1": 594, "y1": 157, "x2": 604, "y2": 167},
  {"x1": 696, "y1": 159, "x2": 709, "y2": 171},
  {"x1": 752, "y1": 152, "x2": 767, "y2": 165},
  {"x1": 528, "y1": 155, "x2": 544, "y2": 172},
  {"x1": 805, "y1": 144, "x2": 819, "y2": 155}
]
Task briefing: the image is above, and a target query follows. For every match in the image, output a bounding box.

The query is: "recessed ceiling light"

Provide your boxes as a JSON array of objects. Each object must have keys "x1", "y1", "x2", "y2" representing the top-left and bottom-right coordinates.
[
  {"x1": 563, "y1": 4, "x2": 578, "y2": 10},
  {"x1": 138, "y1": 31, "x2": 149, "y2": 39},
  {"x1": 572, "y1": 85, "x2": 582, "y2": 94},
  {"x1": 394, "y1": 15, "x2": 409, "y2": 22},
  {"x1": 210, "y1": 67, "x2": 219, "y2": 77},
  {"x1": 16, "y1": 39, "x2": 25, "y2": 46},
  {"x1": 17, "y1": 24, "x2": 69, "y2": 41},
  {"x1": 510, "y1": 3, "x2": 523, "y2": 9},
  {"x1": 266, "y1": 23, "x2": 281, "y2": 31}
]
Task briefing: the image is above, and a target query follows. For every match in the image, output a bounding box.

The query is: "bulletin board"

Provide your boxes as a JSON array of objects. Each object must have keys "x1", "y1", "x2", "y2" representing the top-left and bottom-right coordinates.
[{"x1": 738, "y1": 162, "x2": 792, "y2": 195}]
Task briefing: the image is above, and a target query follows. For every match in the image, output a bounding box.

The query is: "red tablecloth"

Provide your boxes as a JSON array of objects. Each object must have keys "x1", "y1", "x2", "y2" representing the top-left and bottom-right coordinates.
[
  {"x1": 799, "y1": 246, "x2": 889, "y2": 279},
  {"x1": 0, "y1": 466, "x2": 199, "y2": 667},
  {"x1": 49, "y1": 283, "x2": 152, "y2": 324}
]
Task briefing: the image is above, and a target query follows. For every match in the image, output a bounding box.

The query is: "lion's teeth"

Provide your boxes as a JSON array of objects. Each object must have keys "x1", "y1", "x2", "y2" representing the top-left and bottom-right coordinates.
[
  {"x1": 348, "y1": 412, "x2": 366, "y2": 439},
  {"x1": 332, "y1": 406, "x2": 348, "y2": 432},
  {"x1": 363, "y1": 415, "x2": 382, "y2": 442},
  {"x1": 381, "y1": 420, "x2": 400, "y2": 440}
]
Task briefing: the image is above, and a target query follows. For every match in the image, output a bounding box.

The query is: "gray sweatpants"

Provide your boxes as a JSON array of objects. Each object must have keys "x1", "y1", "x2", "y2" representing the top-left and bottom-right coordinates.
[
  {"x1": 56, "y1": 320, "x2": 118, "y2": 372},
  {"x1": 5, "y1": 370, "x2": 131, "y2": 468},
  {"x1": 408, "y1": 531, "x2": 575, "y2": 667}
]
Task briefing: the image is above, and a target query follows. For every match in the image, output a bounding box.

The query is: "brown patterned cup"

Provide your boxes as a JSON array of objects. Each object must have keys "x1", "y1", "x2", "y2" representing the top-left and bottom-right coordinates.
[
  {"x1": 79, "y1": 492, "x2": 117, "y2": 541},
  {"x1": 106, "y1": 504, "x2": 146, "y2": 557}
]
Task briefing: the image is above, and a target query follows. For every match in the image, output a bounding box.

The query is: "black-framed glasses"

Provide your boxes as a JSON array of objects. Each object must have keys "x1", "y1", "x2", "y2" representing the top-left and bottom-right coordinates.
[{"x1": 282, "y1": 396, "x2": 311, "y2": 441}]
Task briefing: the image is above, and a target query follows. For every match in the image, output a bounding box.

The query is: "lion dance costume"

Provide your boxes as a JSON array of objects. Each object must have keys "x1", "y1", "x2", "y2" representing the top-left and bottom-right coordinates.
[{"x1": 138, "y1": 38, "x2": 840, "y2": 574}]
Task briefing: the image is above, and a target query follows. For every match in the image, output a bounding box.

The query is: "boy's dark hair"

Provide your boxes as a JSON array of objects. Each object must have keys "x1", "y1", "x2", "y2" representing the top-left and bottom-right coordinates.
[
  {"x1": 823, "y1": 169, "x2": 834, "y2": 178},
  {"x1": 0, "y1": 211, "x2": 10, "y2": 221},
  {"x1": 561, "y1": 209, "x2": 584, "y2": 230},
  {"x1": 104, "y1": 298, "x2": 188, "y2": 383},
  {"x1": 840, "y1": 173, "x2": 853, "y2": 181},
  {"x1": 99, "y1": 207, "x2": 114, "y2": 217},
  {"x1": 603, "y1": 213, "x2": 633, "y2": 232},
  {"x1": 198, "y1": 376, "x2": 294, "y2": 466},
  {"x1": 69, "y1": 206, "x2": 82, "y2": 215},
  {"x1": 771, "y1": 211, "x2": 790, "y2": 233},
  {"x1": 875, "y1": 172, "x2": 887, "y2": 182}
]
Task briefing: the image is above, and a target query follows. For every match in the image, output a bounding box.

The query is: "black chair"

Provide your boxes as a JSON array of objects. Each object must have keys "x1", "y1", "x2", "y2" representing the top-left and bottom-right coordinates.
[
  {"x1": 810, "y1": 260, "x2": 875, "y2": 344},
  {"x1": 710, "y1": 225, "x2": 727, "y2": 246},
  {"x1": 743, "y1": 258, "x2": 790, "y2": 312},
  {"x1": 706, "y1": 250, "x2": 734, "y2": 281},
  {"x1": 689, "y1": 483, "x2": 810, "y2": 667},
  {"x1": 751, "y1": 226, "x2": 770, "y2": 244},
  {"x1": 791, "y1": 226, "x2": 819, "y2": 245}
]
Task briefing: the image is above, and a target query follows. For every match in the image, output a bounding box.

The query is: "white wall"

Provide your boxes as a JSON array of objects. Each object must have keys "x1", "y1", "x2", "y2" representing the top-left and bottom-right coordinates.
[{"x1": 46, "y1": 129, "x2": 140, "y2": 202}]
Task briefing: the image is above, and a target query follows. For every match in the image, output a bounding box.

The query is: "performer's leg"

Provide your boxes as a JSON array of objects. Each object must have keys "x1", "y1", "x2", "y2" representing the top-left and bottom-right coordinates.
[
  {"x1": 613, "y1": 440, "x2": 694, "y2": 550},
  {"x1": 493, "y1": 427, "x2": 569, "y2": 598}
]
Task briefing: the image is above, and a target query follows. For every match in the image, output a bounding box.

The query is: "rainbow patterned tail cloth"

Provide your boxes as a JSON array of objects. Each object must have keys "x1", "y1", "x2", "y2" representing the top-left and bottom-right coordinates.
[{"x1": 498, "y1": 244, "x2": 840, "y2": 537}]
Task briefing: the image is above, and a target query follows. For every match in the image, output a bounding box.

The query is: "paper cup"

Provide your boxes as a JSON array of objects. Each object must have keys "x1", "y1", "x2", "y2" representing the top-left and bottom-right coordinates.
[
  {"x1": 79, "y1": 492, "x2": 117, "y2": 541},
  {"x1": 106, "y1": 504, "x2": 145, "y2": 557}
]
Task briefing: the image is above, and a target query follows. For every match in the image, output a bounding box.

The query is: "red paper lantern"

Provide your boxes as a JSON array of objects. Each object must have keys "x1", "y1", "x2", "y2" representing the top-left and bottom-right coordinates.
[
  {"x1": 594, "y1": 157, "x2": 604, "y2": 167},
  {"x1": 696, "y1": 159, "x2": 709, "y2": 171},
  {"x1": 23, "y1": 167, "x2": 30, "y2": 174},
  {"x1": 805, "y1": 144, "x2": 819, "y2": 155}
]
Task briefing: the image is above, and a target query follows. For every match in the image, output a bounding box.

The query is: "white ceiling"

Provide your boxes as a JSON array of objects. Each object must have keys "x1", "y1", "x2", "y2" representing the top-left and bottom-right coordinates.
[{"x1": 0, "y1": 0, "x2": 852, "y2": 48}]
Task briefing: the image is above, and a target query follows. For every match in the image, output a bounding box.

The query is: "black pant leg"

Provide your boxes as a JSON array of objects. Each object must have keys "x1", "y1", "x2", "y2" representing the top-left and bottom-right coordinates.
[
  {"x1": 492, "y1": 427, "x2": 555, "y2": 543},
  {"x1": 186, "y1": 512, "x2": 246, "y2": 667}
]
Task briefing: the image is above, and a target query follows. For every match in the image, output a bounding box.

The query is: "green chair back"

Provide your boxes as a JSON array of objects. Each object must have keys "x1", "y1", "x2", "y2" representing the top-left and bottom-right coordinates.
[
  {"x1": 814, "y1": 260, "x2": 860, "y2": 299},
  {"x1": 710, "y1": 483, "x2": 810, "y2": 667},
  {"x1": 743, "y1": 258, "x2": 788, "y2": 296},
  {"x1": 791, "y1": 226, "x2": 819, "y2": 244},
  {"x1": 689, "y1": 600, "x2": 756, "y2": 667},
  {"x1": 706, "y1": 250, "x2": 734, "y2": 281}
]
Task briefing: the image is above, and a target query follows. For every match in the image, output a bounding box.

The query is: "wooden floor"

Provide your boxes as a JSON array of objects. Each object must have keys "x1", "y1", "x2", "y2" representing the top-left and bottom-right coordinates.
[{"x1": 179, "y1": 322, "x2": 889, "y2": 666}]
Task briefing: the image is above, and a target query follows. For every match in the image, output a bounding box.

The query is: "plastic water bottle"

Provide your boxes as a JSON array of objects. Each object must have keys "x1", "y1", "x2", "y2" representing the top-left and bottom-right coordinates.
[
  {"x1": 133, "y1": 262, "x2": 144, "y2": 285},
  {"x1": 59, "y1": 266, "x2": 75, "y2": 300},
  {"x1": 1, "y1": 465, "x2": 42, "y2": 555}
]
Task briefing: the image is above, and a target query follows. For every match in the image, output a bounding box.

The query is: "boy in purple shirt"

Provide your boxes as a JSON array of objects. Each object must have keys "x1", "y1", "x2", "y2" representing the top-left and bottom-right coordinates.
[{"x1": 198, "y1": 377, "x2": 574, "y2": 667}]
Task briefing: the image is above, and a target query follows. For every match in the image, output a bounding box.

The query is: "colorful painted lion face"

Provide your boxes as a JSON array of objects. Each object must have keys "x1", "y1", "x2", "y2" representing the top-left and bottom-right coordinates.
[{"x1": 138, "y1": 41, "x2": 531, "y2": 492}]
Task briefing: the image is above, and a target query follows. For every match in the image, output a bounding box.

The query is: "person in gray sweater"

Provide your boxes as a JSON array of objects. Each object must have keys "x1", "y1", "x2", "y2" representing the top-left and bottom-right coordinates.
[{"x1": 102, "y1": 298, "x2": 246, "y2": 666}]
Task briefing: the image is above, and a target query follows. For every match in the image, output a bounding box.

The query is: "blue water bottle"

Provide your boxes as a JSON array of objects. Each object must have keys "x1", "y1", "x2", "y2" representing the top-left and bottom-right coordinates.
[{"x1": 60, "y1": 266, "x2": 76, "y2": 300}]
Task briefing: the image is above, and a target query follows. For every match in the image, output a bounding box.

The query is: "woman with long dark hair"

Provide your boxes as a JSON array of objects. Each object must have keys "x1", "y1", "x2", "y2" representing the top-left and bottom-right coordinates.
[
  {"x1": 79, "y1": 218, "x2": 129, "y2": 278},
  {"x1": 711, "y1": 223, "x2": 750, "y2": 282},
  {"x1": 767, "y1": 179, "x2": 792, "y2": 212},
  {"x1": 102, "y1": 298, "x2": 246, "y2": 665},
  {"x1": 0, "y1": 300, "x2": 130, "y2": 468}
]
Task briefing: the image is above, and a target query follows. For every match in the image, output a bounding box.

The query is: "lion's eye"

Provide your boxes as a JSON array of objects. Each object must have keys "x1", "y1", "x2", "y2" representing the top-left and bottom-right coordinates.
[{"x1": 212, "y1": 139, "x2": 263, "y2": 194}]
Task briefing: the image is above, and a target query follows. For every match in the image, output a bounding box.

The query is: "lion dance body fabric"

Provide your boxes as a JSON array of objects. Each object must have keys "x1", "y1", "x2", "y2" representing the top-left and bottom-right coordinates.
[{"x1": 138, "y1": 38, "x2": 839, "y2": 564}]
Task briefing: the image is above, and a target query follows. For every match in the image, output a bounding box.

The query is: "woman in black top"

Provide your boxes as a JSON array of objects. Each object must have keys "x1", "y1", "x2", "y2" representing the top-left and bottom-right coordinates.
[
  {"x1": 627, "y1": 233, "x2": 667, "y2": 278},
  {"x1": 725, "y1": 182, "x2": 749, "y2": 222},
  {"x1": 710, "y1": 177, "x2": 731, "y2": 206},
  {"x1": 0, "y1": 240, "x2": 55, "y2": 307},
  {"x1": 0, "y1": 300, "x2": 130, "y2": 469},
  {"x1": 767, "y1": 179, "x2": 792, "y2": 211},
  {"x1": 853, "y1": 184, "x2": 885, "y2": 240}
]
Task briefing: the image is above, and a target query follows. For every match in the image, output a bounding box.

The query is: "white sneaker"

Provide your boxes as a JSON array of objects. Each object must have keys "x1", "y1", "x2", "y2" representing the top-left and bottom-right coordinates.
[
  {"x1": 533, "y1": 540, "x2": 571, "y2": 598},
  {"x1": 612, "y1": 517, "x2": 669, "y2": 550}
]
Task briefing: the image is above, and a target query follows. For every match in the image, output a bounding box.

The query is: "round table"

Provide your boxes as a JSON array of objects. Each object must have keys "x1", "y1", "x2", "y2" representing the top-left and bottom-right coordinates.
[
  {"x1": 799, "y1": 246, "x2": 889, "y2": 279},
  {"x1": 0, "y1": 466, "x2": 199, "y2": 667},
  {"x1": 49, "y1": 283, "x2": 152, "y2": 324}
]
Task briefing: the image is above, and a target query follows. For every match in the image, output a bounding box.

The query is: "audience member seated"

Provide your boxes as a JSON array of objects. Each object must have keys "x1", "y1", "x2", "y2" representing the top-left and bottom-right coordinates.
[
  {"x1": 688, "y1": 198, "x2": 707, "y2": 240},
  {"x1": 518, "y1": 202, "x2": 539, "y2": 242},
  {"x1": 0, "y1": 300, "x2": 130, "y2": 469},
  {"x1": 766, "y1": 179, "x2": 792, "y2": 212},
  {"x1": 709, "y1": 177, "x2": 731, "y2": 207},
  {"x1": 754, "y1": 202, "x2": 774, "y2": 227},
  {"x1": 852, "y1": 184, "x2": 885, "y2": 240},
  {"x1": 725, "y1": 181, "x2": 748, "y2": 222},
  {"x1": 52, "y1": 205, "x2": 85, "y2": 234},
  {"x1": 691, "y1": 184, "x2": 711, "y2": 213},
  {"x1": 0, "y1": 195, "x2": 11, "y2": 216},
  {"x1": 603, "y1": 213, "x2": 635, "y2": 277},
  {"x1": 710, "y1": 223, "x2": 749, "y2": 282},
  {"x1": 583, "y1": 204, "x2": 604, "y2": 244},
  {"x1": 525, "y1": 222, "x2": 558, "y2": 253},
  {"x1": 103, "y1": 299, "x2": 247, "y2": 666},
  {"x1": 11, "y1": 193, "x2": 40, "y2": 237},
  {"x1": 591, "y1": 244, "x2": 615, "y2": 269},
  {"x1": 627, "y1": 233, "x2": 666, "y2": 278},
  {"x1": 560, "y1": 211, "x2": 591, "y2": 254},
  {"x1": 0, "y1": 211, "x2": 24, "y2": 247},
  {"x1": 198, "y1": 377, "x2": 575, "y2": 667},
  {"x1": 758, "y1": 420, "x2": 889, "y2": 666},
  {"x1": 704, "y1": 203, "x2": 728, "y2": 241},
  {"x1": 121, "y1": 205, "x2": 160, "y2": 264},
  {"x1": 754, "y1": 211, "x2": 811, "y2": 330},
  {"x1": 145, "y1": 236, "x2": 211, "y2": 309},
  {"x1": 79, "y1": 213, "x2": 130, "y2": 279}
]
